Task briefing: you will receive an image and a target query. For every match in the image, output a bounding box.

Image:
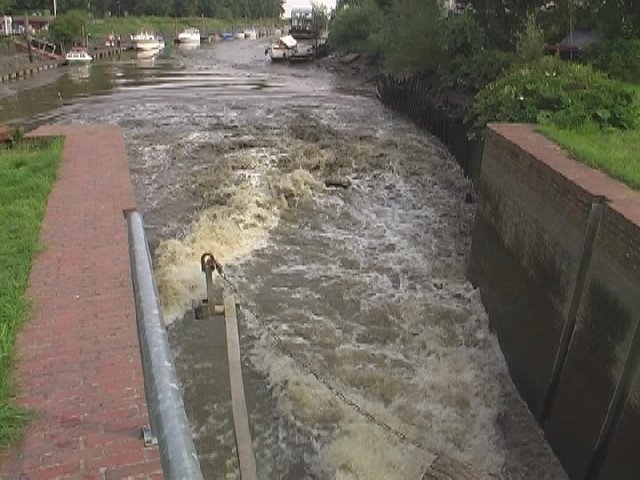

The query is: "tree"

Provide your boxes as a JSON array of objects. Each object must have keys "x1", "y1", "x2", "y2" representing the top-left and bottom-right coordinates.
[
  {"x1": 0, "y1": 0, "x2": 15, "y2": 14},
  {"x1": 381, "y1": 0, "x2": 444, "y2": 70},
  {"x1": 9, "y1": 0, "x2": 285, "y2": 17},
  {"x1": 48, "y1": 8, "x2": 87, "y2": 51},
  {"x1": 463, "y1": 0, "x2": 547, "y2": 48},
  {"x1": 311, "y1": 2, "x2": 328, "y2": 50},
  {"x1": 330, "y1": 0, "x2": 384, "y2": 54},
  {"x1": 515, "y1": 12, "x2": 545, "y2": 63}
]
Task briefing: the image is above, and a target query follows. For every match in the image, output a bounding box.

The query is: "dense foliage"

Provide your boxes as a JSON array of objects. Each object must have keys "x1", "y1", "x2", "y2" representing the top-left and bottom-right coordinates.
[
  {"x1": 381, "y1": 0, "x2": 443, "y2": 70},
  {"x1": 514, "y1": 13, "x2": 545, "y2": 63},
  {"x1": 330, "y1": 0, "x2": 445, "y2": 71},
  {"x1": 437, "y1": 49, "x2": 513, "y2": 95},
  {"x1": 47, "y1": 9, "x2": 87, "y2": 48},
  {"x1": 3, "y1": 0, "x2": 284, "y2": 18},
  {"x1": 472, "y1": 56, "x2": 638, "y2": 131},
  {"x1": 583, "y1": 26, "x2": 640, "y2": 82},
  {"x1": 329, "y1": 0, "x2": 384, "y2": 55}
]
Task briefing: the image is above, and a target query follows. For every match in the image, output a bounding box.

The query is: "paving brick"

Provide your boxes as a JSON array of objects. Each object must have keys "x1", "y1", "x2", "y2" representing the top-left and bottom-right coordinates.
[{"x1": 0, "y1": 126, "x2": 162, "y2": 478}]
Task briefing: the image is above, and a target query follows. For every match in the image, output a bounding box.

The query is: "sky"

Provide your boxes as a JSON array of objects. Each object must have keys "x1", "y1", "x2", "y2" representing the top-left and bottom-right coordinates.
[{"x1": 283, "y1": 0, "x2": 337, "y2": 17}]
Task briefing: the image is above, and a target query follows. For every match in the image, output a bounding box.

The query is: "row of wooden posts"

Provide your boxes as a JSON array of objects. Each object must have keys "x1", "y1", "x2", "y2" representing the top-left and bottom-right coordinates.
[{"x1": 375, "y1": 73, "x2": 484, "y2": 183}]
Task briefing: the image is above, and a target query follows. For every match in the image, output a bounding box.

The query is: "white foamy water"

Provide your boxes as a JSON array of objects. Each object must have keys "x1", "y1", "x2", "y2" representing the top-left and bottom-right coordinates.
[{"x1": 158, "y1": 118, "x2": 565, "y2": 479}]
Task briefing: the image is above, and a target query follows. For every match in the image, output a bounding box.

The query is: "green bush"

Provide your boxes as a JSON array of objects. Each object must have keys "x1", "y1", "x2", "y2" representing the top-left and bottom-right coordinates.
[
  {"x1": 329, "y1": 0, "x2": 385, "y2": 55},
  {"x1": 379, "y1": 0, "x2": 443, "y2": 71},
  {"x1": 48, "y1": 10, "x2": 88, "y2": 50},
  {"x1": 472, "y1": 56, "x2": 638, "y2": 132},
  {"x1": 442, "y1": 11, "x2": 486, "y2": 57},
  {"x1": 584, "y1": 36, "x2": 640, "y2": 82},
  {"x1": 437, "y1": 49, "x2": 514, "y2": 94}
]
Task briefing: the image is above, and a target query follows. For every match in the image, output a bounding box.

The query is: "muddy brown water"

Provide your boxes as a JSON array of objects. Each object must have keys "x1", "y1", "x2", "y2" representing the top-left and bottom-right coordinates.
[{"x1": 1, "y1": 41, "x2": 567, "y2": 479}]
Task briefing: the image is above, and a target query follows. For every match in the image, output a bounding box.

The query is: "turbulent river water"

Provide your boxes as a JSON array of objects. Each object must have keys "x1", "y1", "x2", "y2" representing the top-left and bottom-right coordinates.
[{"x1": 1, "y1": 41, "x2": 567, "y2": 479}]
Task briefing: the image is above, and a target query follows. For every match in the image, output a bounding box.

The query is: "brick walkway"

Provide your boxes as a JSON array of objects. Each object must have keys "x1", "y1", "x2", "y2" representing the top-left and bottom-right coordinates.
[{"x1": 0, "y1": 126, "x2": 163, "y2": 479}]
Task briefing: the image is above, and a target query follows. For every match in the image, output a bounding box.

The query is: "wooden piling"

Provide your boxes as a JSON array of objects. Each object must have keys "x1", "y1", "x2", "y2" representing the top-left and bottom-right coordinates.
[{"x1": 224, "y1": 293, "x2": 258, "y2": 480}]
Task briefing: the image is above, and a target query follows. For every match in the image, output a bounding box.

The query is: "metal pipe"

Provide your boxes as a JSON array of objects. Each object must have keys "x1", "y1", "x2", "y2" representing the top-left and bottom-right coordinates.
[{"x1": 127, "y1": 211, "x2": 204, "y2": 480}]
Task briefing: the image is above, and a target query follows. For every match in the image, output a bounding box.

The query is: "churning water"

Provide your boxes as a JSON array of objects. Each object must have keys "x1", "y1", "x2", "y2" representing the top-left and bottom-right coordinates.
[{"x1": 0, "y1": 40, "x2": 566, "y2": 479}]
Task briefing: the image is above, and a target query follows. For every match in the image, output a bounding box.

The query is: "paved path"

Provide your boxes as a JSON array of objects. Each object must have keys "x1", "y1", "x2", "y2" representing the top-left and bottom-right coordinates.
[{"x1": 0, "y1": 125, "x2": 163, "y2": 479}]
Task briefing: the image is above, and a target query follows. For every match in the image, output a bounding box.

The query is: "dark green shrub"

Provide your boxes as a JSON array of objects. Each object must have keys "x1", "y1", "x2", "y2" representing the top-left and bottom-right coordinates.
[
  {"x1": 437, "y1": 49, "x2": 514, "y2": 94},
  {"x1": 380, "y1": 0, "x2": 444, "y2": 71},
  {"x1": 442, "y1": 11, "x2": 486, "y2": 57},
  {"x1": 472, "y1": 56, "x2": 638, "y2": 132},
  {"x1": 48, "y1": 10, "x2": 89, "y2": 51}
]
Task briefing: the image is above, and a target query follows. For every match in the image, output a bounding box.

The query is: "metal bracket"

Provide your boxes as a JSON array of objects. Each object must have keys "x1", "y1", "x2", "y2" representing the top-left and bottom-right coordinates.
[
  {"x1": 142, "y1": 425, "x2": 158, "y2": 447},
  {"x1": 193, "y1": 252, "x2": 225, "y2": 319}
]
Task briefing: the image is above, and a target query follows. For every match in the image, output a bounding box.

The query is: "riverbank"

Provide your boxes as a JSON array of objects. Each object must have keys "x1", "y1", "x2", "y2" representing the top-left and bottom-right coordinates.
[
  {"x1": 0, "y1": 126, "x2": 162, "y2": 478},
  {"x1": 0, "y1": 52, "x2": 34, "y2": 75},
  {"x1": 0, "y1": 138, "x2": 63, "y2": 447}
]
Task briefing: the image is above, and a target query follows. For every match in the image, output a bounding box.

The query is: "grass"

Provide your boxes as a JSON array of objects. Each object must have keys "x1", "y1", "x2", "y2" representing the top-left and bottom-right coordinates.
[
  {"x1": 88, "y1": 15, "x2": 286, "y2": 39},
  {"x1": 538, "y1": 83, "x2": 640, "y2": 190},
  {"x1": 0, "y1": 137, "x2": 63, "y2": 446}
]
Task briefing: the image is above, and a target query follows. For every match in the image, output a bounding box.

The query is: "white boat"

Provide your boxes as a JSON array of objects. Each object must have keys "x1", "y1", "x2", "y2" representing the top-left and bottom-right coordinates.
[
  {"x1": 65, "y1": 47, "x2": 92, "y2": 64},
  {"x1": 177, "y1": 28, "x2": 201, "y2": 44},
  {"x1": 135, "y1": 49, "x2": 159, "y2": 60},
  {"x1": 131, "y1": 31, "x2": 163, "y2": 51},
  {"x1": 267, "y1": 35, "x2": 297, "y2": 62}
]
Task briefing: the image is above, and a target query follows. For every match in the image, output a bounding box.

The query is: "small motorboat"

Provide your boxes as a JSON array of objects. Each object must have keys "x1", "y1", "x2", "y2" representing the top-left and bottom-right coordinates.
[
  {"x1": 131, "y1": 31, "x2": 163, "y2": 51},
  {"x1": 267, "y1": 35, "x2": 297, "y2": 62},
  {"x1": 65, "y1": 47, "x2": 92, "y2": 64},
  {"x1": 177, "y1": 28, "x2": 201, "y2": 44}
]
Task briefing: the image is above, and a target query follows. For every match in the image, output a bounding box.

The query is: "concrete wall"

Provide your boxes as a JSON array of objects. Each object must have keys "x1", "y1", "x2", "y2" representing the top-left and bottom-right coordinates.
[{"x1": 469, "y1": 124, "x2": 640, "y2": 479}]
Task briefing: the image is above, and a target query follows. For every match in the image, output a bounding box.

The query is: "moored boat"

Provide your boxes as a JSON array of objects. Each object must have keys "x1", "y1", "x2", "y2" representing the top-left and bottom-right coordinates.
[
  {"x1": 177, "y1": 28, "x2": 201, "y2": 44},
  {"x1": 131, "y1": 31, "x2": 163, "y2": 51},
  {"x1": 266, "y1": 35, "x2": 297, "y2": 62},
  {"x1": 65, "y1": 47, "x2": 92, "y2": 64}
]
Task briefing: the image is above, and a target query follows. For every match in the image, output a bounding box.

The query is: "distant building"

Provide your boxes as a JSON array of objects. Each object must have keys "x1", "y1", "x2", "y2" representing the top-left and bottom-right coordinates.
[
  {"x1": 545, "y1": 29, "x2": 597, "y2": 60},
  {"x1": 11, "y1": 15, "x2": 54, "y2": 35}
]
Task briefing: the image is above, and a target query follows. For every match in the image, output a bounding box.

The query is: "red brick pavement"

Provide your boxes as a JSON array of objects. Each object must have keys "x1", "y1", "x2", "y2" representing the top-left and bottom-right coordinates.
[{"x1": 0, "y1": 126, "x2": 163, "y2": 479}]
